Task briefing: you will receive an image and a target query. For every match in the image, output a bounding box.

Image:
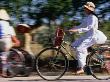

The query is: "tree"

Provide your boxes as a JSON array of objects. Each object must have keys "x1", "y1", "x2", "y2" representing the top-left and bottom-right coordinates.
[
  {"x1": 0, "y1": 0, "x2": 109, "y2": 48},
  {"x1": 0, "y1": 0, "x2": 32, "y2": 25},
  {"x1": 100, "y1": 21, "x2": 110, "y2": 39},
  {"x1": 0, "y1": 0, "x2": 109, "y2": 24}
]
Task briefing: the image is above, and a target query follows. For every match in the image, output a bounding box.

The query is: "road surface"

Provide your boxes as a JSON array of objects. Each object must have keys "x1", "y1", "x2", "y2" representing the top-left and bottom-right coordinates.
[{"x1": 0, "y1": 75, "x2": 110, "y2": 82}]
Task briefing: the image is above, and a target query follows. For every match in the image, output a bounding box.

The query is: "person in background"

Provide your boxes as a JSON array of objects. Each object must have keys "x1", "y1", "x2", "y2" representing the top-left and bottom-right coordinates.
[
  {"x1": 68, "y1": 2, "x2": 107, "y2": 74},
  {"x1": 0, "y1": 9, "x2": 20, "y2": 77},
  {"x1": 16, "y1": 24, "x2": 33, "y2": 55}
]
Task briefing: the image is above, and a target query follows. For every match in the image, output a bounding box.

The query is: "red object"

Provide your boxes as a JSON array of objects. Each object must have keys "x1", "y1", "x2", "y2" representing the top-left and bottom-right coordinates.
[
  {"x1": 16, "y1": 24, "x2": 31, "y2": 33},
  {"x1": 54, "y1": 27, "x2": 64, "y2": 47},
  {"x1": 11, "y1": 36, "x2": 20, "y2": 47}
]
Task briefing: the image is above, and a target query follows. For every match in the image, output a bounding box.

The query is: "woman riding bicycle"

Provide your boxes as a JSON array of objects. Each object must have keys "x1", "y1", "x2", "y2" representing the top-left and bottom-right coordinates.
[
  {"x1": 0, "y1": 9, "x2": 20, "y2": 77},
  {"x1": 68, "y1": 2, "x2": 107, "y2": 74}
]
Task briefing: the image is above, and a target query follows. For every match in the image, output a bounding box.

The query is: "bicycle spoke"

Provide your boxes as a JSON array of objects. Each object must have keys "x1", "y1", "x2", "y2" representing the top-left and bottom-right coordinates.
[
  {"x1": 87, "y1": 49, "x2": 110, "y2": 80},
  {"x1": 36, "y1": 47, "x2": 68, "y2": 81}
]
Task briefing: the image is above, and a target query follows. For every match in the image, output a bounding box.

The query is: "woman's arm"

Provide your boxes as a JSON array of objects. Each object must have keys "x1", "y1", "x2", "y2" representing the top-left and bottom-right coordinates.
[
  {"x1": 68, "y1": 15, "x2": 97, "y2": 33},
  {"x1": 11, "y1": 36, "x2": 20, "y2": 47}
]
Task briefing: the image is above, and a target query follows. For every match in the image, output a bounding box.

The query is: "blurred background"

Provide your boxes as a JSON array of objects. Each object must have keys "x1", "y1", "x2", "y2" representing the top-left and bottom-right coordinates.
[{"x1": 0, "y1": 0, "x2": 109, "y2": 55}]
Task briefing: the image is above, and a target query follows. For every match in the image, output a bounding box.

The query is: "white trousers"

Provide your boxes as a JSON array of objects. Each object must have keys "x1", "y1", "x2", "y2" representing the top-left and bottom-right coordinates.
[
  {"x1": 0, "y1": 37, "x2": 12, "y2": 51},
  {"x1": 0, "y1": 37, "x2": 13, "y2": 72},
  {"x1": 71, "y1": 36, "x2": 96, "y2": 68}
]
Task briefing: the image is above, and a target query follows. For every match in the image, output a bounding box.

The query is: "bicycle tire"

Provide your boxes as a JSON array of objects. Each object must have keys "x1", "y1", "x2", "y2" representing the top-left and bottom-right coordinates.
[
  {"x1": 17, "y1": 48, "x2": 35, "y2": 71},
  {"x1": 6, "y1": 48, "x2": 25, "y2": 77},
  {"x1": 10, "y1": 48, "x2": 32, "y2": 77},
  {"x1": 10, "y1": 48, "x2": 25, "y2": 62},
  {"x1": 36, "y1": 47, "x2": 68, "y2": 81},
  {"x1": 87, "y1": 48, "x2": 110, "y2": 80}
]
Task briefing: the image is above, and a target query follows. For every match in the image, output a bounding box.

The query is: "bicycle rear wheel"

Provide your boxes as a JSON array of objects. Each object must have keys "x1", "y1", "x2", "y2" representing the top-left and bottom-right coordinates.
[
  {"x1": 10, "y1": 48, "x2": 32, "y2": 77},
  {"x1": 6, "y1": 48, "x2": 25, "y2": 77},
  {"x1": 36, "y1": 47, "x2": 68, "y2": 81},
  {"x1": 87, "y1": 48, "x2": 110, "y2": 80},
  {"x1": 17, "y1": 48, "x2": 35, "y2": 71}
]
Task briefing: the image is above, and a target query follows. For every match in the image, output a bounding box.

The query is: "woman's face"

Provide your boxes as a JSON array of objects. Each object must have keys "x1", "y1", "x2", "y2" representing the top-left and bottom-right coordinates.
[{"x1": 84, "y1": 7, "x2": 91, "y2": 15}]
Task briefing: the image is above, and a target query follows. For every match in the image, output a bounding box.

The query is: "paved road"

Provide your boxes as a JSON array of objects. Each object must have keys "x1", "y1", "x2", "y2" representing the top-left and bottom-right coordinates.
[{"x1": 0, "y1": 75, "x2": 110, "y2": 82}]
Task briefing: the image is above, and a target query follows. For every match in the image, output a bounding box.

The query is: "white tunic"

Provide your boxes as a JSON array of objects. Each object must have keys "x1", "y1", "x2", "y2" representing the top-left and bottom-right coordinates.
[
  {"x1": 0, "y1": 20, "x2": 16, "y2": 36},
  {"x1": 0, "y1": 20, "x2": 16, "y2": 50},
  {"x1": 71, "y1": 14, "x2": 99, "y2": 68},
  {"x1": 71, "y1": 14, "x2": 98, "y2": 47}
]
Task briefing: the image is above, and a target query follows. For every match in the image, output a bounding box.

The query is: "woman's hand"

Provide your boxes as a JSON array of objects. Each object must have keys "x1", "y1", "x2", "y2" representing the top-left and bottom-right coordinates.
[
  {"x1": 11, "y1": 36, "x2": 21, "y2": 47},
  {"x1": 12, "y1": 40, "x2": 20, "y2": 47},
  {"x1": 68, "y1": 29, "x2": 78, "y2": 32}
]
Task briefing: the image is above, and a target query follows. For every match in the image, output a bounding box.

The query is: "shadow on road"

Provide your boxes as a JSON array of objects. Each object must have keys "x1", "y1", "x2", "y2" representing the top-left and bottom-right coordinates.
[{"x1": 9, "y1": 79, "x2": 95, "y2": 82}]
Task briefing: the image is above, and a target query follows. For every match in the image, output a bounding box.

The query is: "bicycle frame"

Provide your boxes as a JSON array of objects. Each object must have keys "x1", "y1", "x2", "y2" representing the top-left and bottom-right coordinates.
[
  {"x1": 60, "y1": 42, "x2": 76, "y2": 60},
  {"x1": 36, "y1": 27, "x2": 110, "y2": 81},
  {"x1": 53, "y1": 27, "x2": 77, "y2": 60},
  {"x1": 54, "y1": 28, "x2": 106, "y2": 60}
]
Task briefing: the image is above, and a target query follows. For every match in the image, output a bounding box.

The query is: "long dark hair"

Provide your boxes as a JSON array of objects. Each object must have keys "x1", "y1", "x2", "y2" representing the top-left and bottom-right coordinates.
[
  {"x1": 90, "y1": 11, "x2": 102, "y2": 28},
  {"x1": 91, "y1": 11, "x2": 98, "y2": 17}
]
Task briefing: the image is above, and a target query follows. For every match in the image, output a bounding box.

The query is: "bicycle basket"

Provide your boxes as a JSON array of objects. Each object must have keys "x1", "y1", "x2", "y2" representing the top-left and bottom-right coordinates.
[{"x1": 53, "y1": 27, "x2": 64, "y2": 47}]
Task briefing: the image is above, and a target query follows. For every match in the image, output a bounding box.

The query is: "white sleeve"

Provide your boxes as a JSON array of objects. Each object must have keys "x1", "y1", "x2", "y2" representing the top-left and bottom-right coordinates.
[
  {"x1": 69, "y1": 19, "x2": 86, "y2": 31},
  {"x1": 0, "y1": 21, "x2": 16, "y2": 36},
  {"x1": 8, "y1": 26, "x2": 16, "y2": 36},
  {"x1": 77, "y1": 15, "x2": 96, "y2": 33}
]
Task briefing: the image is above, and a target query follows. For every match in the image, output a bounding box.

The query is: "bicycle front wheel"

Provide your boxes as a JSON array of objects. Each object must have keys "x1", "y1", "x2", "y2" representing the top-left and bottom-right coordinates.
[
  {"x1": 87, "y1": 49, "x2": 110, "y2": 80},
  {"x1": 36, "y1": 47, "x2": 68, "y2": 81}
]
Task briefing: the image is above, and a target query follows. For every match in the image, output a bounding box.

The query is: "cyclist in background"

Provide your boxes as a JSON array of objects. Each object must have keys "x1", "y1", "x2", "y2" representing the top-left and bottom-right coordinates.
[
  {"x1": 0, "y1": 9, "x2": 20, "y2": 77},
  {"x1": 68, "y1": 2, "x2": 107, "y2": 74}
]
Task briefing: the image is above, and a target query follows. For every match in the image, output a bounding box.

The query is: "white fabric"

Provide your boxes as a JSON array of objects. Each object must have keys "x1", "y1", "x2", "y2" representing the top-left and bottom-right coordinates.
[
  {"x1": 0, "y1": 38, "x2": 13, "y2": 50},
  {"x1": 94, "y1": 30, "x2": 107, "y2": 44},
  {"x1": 74, "y1": 14, "x2": 98, "y2": 34},
  {"x1": 71, "y1": 14, "x2": 102, "y2": 68},
  {"x1": 72, "y1": 36, "x2": 96, "y2": 68},
  {"x1": 0, "y1": 20, "x2": 16, "y2": 74},
  {"x1": 0, "y1": 20, "x2": 16, "y2": 50},
  {"x1": 0, "y1": 9, "x2": 10, "y2": 20},
  {"x1": 0, "y1": 20, "x2": 16, "y2": 36}
]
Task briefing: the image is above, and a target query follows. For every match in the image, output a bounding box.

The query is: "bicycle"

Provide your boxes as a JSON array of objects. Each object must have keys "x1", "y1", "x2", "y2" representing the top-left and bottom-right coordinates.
[
  {"x1": 0, "y1": 47, "x2": 34, "y2": 77},
  {"x1": 35, "y1": 27, "x2": 110, "y2": 81}
]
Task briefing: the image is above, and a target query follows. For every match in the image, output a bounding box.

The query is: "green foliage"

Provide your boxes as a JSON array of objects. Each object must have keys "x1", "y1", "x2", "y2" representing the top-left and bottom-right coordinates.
[
  {"x1": 0, "y1": 0, "x2": 109, "y2": 46},
  {"x1": 40, "y1": 0, "x2": 73, "y2": 20},
  {"x1": 99, "y1": 21, "x2": 110, "y2": 39},
  {"x1": 0, "y1": 0, "x2": 109, "y2": 24},
  {"x1": 35, "y1": 26, "x2": 56, "y2": 47}
]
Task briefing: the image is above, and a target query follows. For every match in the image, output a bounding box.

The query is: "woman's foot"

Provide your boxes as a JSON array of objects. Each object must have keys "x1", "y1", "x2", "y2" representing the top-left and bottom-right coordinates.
[
  {"x1": 1, "y1": 73, "x2": 8, "y2": 78},
  {"x1": 76, "y1": 69, "x2": 84, "y2": 74},
  {"x1": 72, "y1": 68, "x2": 84, "y2": 75}
]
